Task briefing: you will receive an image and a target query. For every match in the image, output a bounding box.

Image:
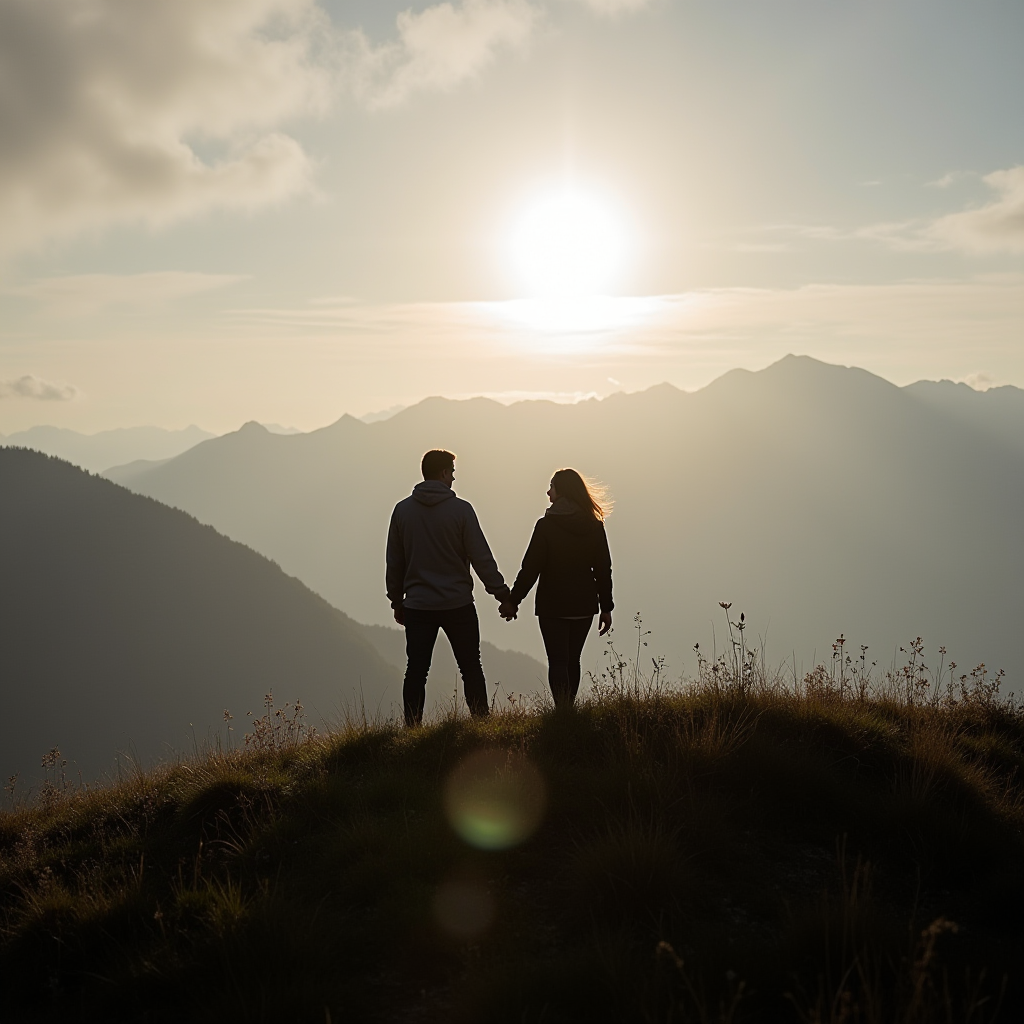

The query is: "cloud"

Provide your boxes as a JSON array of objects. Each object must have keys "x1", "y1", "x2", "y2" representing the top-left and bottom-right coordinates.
[
  {"x1": 927, "y1": 166, "x2": 1024, "y2": 254},
  {"x1": 0, "y1": 375, "x2": 78, "y2": 401},
  {"x1": 352, "y1": 0, "x2": 539, "y2": 108},
  {"x1": 768, "y1": 166, "x2": 1024, "y2": 256},
  {"x1": 0, "y1": 1, "x2": 557, "y2": 252},
  {"x1": 6, "y1": 272, "x2": 247, "y2": 315},
  {"x1": 0, "y1": 0, "x2": 333, "y2": 254},
  {"x1": 762, "y1": 221, "x2": 921, "y2": 248},
  {"x1": 0, "y1": 1, "x2": 656, "y2": 254},
  {"x1": 962, "y1": 371, "x2": 996, "y2": 391}
]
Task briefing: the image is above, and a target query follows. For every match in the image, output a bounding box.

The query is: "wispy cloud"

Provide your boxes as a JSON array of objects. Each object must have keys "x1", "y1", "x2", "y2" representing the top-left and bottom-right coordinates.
[
  {"x1": 6, "y1": 273, "x2": 247, "y2": 315},
  {"x1": 222, "y1": 294, "x2": 663, "y2": 343},
  {"x1": 927, "y1": 166, "x2": 1024, "y2": 254},
  {"x1": 962, "y1": 371, "x2": 996, "y2": 391},
  {"x1": 760, "y1": 220, "x2": 922, "y2": 248},
  {"x1": 764, "y1": 165, "x2": 1024, "y2": 255},
  {"x1": 352, "y1": 0, "x2": 540, "y2": 109},
  {"x1": 218, "y1": 276, "x2": 1024, "y2": 369},
  {"x1": 0, "y1": 375, "x2": 78, "y2": 401}
]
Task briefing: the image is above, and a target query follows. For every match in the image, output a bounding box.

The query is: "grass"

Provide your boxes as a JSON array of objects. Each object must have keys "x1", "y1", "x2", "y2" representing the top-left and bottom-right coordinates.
[{"x1": 1, "y1": 635, "x2": 1022, "y2": 1022}]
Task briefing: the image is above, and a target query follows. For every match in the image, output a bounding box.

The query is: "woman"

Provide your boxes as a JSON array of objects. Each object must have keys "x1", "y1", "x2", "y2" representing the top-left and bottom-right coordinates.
[{"x1": 502, "y1": 469, "x2": 613, "y2": 707}]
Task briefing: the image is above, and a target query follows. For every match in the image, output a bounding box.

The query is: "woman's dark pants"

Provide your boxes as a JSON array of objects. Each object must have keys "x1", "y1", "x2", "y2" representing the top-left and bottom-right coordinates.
[
  {"x1": 538, "y1": 616, "x2": 594, "y2": 707},
  {"x1": 403, "y1": 603, "x2": 489, "y2": 726}
]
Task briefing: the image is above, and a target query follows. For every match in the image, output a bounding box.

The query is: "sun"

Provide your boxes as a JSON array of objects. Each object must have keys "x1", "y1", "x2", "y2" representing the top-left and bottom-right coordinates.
[{"x1": 508, "y1": 189, "x2": 627, "y2": 299}]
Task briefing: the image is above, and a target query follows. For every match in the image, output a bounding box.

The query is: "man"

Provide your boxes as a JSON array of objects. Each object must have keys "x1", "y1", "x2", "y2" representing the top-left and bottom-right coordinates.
[{"x1": 386, "y1": 449, "x2": 512, "y2": 726}]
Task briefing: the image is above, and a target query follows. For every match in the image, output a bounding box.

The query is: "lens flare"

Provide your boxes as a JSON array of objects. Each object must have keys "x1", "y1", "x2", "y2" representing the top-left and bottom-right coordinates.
[
  {"x1": 443, "y1": 748, "x2": 546, "y2": 850},
  {"x1": 432, "y1": 878, "x2": 495, "y2": 939}
]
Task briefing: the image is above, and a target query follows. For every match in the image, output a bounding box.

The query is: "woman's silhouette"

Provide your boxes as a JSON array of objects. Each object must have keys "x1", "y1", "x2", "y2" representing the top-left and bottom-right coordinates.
[{"x1": 501, "y1": 469, "x2": 613, "y2": 707}]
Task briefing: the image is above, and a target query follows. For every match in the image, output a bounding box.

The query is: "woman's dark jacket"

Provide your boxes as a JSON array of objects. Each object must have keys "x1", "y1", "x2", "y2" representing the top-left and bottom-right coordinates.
[{"x1": 509, "y1": 508, "x2": 613, "y2": 618}]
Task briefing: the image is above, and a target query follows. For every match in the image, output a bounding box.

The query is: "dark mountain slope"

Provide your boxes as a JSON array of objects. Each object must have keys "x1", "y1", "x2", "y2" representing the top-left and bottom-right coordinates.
[{"x1": 0, "y1": 449, "x2": 400, "y2": 783}]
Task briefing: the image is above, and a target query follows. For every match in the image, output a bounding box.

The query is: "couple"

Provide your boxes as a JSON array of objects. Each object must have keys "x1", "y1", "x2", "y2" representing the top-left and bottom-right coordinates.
[{"x1": 386, "y1": 449, "x2": 613, "y2": 726}]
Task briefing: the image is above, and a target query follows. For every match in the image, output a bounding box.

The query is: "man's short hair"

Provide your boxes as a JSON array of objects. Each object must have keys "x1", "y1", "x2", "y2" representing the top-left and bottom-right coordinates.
[{"x1": 421, "y1": 449, "x2": 455, "y2": 480}]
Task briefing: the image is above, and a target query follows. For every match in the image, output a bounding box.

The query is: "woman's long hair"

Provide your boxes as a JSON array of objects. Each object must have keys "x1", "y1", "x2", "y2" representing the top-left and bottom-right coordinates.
[{"x1": 551, "y1": 468, "x2": 612, "y2": 521}]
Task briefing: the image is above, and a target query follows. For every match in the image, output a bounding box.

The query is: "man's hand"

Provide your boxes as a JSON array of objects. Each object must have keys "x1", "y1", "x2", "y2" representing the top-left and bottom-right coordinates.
[
  {"x1": 393, "y1": 605, "x2": 405, "y2": 626},
  {"x1": 498, "y1": 601, "x2": 518, "y2": 621},
  {"x1": 599, "y1": 611, "x2": 612, "y2": 636}
]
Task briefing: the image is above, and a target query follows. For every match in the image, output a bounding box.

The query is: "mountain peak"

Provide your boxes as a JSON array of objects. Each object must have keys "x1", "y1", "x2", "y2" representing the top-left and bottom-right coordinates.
[
  {"x1": 311, "y1": 413, "x2": 366, "y2": 436},
  {"x1": 757, "y1": 354, "x2": 896, "y2": 392},
  {"x1": 640, "y1": 382, "x2": 683, "y2": 397}
]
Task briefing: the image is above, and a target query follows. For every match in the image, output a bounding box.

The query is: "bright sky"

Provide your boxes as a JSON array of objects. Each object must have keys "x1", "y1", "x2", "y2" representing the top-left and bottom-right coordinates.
[{"x1": 1, "y1": 0, "x2": 1022, "y2": 433}]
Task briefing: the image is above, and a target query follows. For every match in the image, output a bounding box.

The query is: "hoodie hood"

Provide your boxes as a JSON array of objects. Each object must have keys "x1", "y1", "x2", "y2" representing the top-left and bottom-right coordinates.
[
  {"x1": 412, "y1": 480, "x2": 456, "y2": 506},
  {"x1": 545, "y1": 497, "x2": 581, "y2": 517},
  {"x1": 545, "y1": 499, "x2": 599, "y2": 538}
]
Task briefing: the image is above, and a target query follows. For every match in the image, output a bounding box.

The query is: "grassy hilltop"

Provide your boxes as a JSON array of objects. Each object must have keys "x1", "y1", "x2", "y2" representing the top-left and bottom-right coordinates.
[{"x1": 1, "y1": 650, "x2": 1022, "y2": 1023}]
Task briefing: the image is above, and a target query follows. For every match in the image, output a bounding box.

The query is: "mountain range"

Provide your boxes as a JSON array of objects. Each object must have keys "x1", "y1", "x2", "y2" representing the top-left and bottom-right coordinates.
[
  {"x1": 0, "y1": 450, "x2": 544, "y2": 783},
  {"x1": 0, "y1": 413, "x2": 407, "y2": 476},
  {"x1": 102, "y1": 356, "x2": 1024, "y2": 692},
  {"x1": 0, "y1": 424, "x2": 216, "y2": 474}
]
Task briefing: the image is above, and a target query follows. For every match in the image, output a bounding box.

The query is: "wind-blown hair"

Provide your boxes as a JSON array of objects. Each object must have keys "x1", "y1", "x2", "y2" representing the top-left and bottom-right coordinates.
[
  {"x1": 552, "y1": 468, "x2": 612, "y2": 521},
  {"x1": 421, "y1": 449, "x2": 455, "y2": 479}
]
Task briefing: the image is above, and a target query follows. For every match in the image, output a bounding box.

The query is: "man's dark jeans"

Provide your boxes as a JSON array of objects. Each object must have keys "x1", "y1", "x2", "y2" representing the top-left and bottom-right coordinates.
[{"x1": 402, "y1": 603, "x2": 488, "y2": 726}]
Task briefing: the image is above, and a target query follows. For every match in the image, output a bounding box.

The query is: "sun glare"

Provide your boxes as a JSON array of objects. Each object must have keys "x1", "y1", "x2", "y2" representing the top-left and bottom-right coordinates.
[{"x1": 509, "y1": 189, "x2": 627, "y2": 300}]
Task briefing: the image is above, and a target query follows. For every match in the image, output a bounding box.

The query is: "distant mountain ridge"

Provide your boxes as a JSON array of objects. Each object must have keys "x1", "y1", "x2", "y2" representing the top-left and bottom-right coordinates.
[
  {"x1": 1, "y1": 424, "x2": 215, "y2": 473},
  {"x1": 101, "y1": 356, "x2": 1024, "y2": 691},
  {"x1": 902, "y1": 378, "x2": 1024, "y2": 450},
  {"x1": 1, "y1": 409, "x2": 411, "y2": 476}
]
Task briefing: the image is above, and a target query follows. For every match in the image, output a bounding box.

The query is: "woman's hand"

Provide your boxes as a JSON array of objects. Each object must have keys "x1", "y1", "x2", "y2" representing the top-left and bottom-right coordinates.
[
  {"x1": 498, "y1": 601, "x2": 518, "y2": 621},
  {"x1": 599, "y1": 611, "x2": 612, "y2": 636}
]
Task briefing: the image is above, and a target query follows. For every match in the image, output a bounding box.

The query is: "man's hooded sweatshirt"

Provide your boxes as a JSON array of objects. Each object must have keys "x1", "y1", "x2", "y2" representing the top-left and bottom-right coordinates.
[
  {"x1": 386, "y1": 481, "x2": 511, "y2": 611},
  {"x1": 509, "y1": 498, "x2": 613, "y2": 618}
]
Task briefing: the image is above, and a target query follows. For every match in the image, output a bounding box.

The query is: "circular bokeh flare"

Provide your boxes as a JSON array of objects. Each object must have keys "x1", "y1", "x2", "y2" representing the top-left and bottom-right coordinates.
[
  {"x1": 432, "y1": 878, "x2": 495, "y2": 939},
  {"x1": 444, "y1": 749, "x2": 546, "y2": 850}
]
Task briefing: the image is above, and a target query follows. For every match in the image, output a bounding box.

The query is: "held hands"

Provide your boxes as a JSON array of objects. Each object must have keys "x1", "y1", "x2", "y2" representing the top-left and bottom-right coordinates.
[
  {"x1": 599, "y1": 611, "x2": 612, "y2": 636},
  {"x1": 498, "y1": 601, "x2": 518, "y2": 621}
]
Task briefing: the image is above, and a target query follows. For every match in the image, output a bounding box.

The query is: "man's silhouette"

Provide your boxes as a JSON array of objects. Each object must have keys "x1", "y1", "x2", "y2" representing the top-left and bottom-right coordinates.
[{"x1": 386, "y1": 449, "x2": 511, "y2": 726}]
